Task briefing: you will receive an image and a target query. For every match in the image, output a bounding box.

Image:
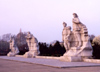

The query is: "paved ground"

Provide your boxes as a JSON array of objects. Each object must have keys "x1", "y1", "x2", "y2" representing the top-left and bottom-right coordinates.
[
  {"x1": 0, "y1": 59, "x2": 100, "y2": 72},
  {"x1": 0, "y1": 56, "x2": 100, "y2": 68}
]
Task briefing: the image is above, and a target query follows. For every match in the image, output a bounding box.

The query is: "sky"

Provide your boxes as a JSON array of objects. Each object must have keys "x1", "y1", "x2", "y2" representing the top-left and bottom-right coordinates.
[{"x1": 0, "y1": 0, "x2": 100, "y2": 43}]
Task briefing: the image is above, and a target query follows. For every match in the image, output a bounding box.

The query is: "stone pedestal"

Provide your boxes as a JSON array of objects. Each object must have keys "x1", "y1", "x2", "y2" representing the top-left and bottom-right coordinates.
[
  {"x1": 24, "y1": 51, "x2": 39, "y2": 58},
  {"x1": 7, "y1": 52, "x2": 16, "y2": 57},
  {"x1": 60, "y1": 47, "x2": 92, "y2": 62},
  {"x1": 60, "y1": 56, "x2": 82, "y2": 62}
]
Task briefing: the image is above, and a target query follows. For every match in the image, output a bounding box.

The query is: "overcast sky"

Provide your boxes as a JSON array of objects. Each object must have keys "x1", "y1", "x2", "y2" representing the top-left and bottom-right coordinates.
[{"x1": 0, "y1": 0, "x2": 100, "y2": 43}]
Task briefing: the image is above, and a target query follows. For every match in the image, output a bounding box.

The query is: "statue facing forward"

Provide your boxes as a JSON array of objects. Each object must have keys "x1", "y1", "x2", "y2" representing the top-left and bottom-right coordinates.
[
  {"x1": 24, "y1": 32, "x2": 40, "y2": 58},
  {"x1": 7, "y1": 37, "x2": 19, "y2": 57},
  {"x1": 72, "y1": 13, "x2": 82, "y2": 48},
  {"x1": 60, "y1": 13, "x2": 92, "y2": 62},
  {"x1": 62, "y1": 22, "x2": 71, "y2": 51}
]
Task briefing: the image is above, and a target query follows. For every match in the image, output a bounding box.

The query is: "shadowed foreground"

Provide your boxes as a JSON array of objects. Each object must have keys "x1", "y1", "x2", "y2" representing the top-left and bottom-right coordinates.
[{"x1": 0, "y1": 59, "x2": 100, "y2": 72}]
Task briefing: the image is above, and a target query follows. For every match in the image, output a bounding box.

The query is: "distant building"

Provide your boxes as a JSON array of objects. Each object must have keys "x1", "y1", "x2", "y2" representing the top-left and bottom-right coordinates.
[{"x1": 16, "y1": 29, "x2": 26, "y2": 45}]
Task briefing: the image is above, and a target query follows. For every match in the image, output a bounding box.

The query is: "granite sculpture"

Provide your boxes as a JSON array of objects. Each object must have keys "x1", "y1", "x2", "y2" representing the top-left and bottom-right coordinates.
[
  {"x1": 7, "y1": 37, "x2": 19, "y2": 57},
  {"x1": 24, "y1": 32, "x2": 40, "y2": 58},
  {"x1": 61, "y1": 13, "x2": 92, "y2": 62}
]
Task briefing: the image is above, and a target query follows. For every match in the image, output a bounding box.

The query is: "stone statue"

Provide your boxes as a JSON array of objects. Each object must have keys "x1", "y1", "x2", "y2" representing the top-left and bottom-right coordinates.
[
  {"x1": 60, "y1": 13, "x2": 92, "y2": 62},
  {"x1": 24, "y1": 32, "x2": 40, "y2": 58},
  {"x1": 25, "y1": 32, "x2": 32, "y2": 50},
  {"x1": 72, "y1": 13, "x2": 82, "y2": 48},
  {"x1": 7, "y1": 37, "x2": 19, "y2": 57},
  {"x1": 62, "y1": 22, "x2": 71, "y2": 51}
]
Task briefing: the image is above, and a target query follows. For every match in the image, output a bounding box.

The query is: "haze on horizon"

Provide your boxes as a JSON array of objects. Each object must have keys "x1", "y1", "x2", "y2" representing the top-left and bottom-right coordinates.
[{"x1": 0, "y1": 0, "x2": 100, "y2": 43}]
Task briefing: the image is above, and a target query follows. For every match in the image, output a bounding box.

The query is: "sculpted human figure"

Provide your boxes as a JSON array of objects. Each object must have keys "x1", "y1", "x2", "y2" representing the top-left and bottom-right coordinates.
[
  {"x1": 24, "y1": 32, "x2": 40, "y2": 58},
  {"x1": 25, "y1": 32, "x2": 32, "y2": 50},
  {"x1": 62, "y1": 22, "x2": 71, "y2": 51},
  {"x1": 60, "y1": 13, "x2": 92, "y2": 62},
  {"x1": 7, "y1": 37, "x2": 19, "y2": 57},
  {"x1": 72, "y1": 13, "x2": 82, "y2": 48}
]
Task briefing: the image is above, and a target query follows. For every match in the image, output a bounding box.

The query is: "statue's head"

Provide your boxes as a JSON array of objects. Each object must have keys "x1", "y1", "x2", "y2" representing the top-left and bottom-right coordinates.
[
  {"x1": 67, "y1": 26, "x2": 71, "y2": 30},
  {"x1": 27, "y1": 32, "x2": 31, "y2": 34},
  {"x1": 63, "y1": 22, "x2": 67, "y2": 27},
  {"x1": 73, "y1": 13, "x2": 78, "y2": 18},
  {"x1": 9, "y1": 36, "x2": 12, "y2": 42},
  {"x1": 10, "y1": 36, "x2": 15, "y2": 43},
  {"x1": 11, "y1": 38, "x2": 16, "y2": 47}
]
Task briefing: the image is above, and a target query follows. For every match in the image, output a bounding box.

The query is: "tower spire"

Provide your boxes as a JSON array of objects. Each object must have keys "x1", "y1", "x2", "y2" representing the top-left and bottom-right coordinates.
[{"x1": 20, "y1": 28, "x2": 22, "y2": 33}]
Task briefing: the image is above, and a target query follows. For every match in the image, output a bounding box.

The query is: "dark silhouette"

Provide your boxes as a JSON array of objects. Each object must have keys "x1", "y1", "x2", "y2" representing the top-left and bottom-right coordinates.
[
  {"x1": 92, "y1": 43, "x2": 100, "y2": 59},
  {"x1": 15, "y1": 31, "x2": 28, "y2": 55},
  {"x1": 0, "y1": 40, "x2": 10, "y2": 55},
  {"x1": 39, "y1": 41, "x2": 66, "y2": 57}
]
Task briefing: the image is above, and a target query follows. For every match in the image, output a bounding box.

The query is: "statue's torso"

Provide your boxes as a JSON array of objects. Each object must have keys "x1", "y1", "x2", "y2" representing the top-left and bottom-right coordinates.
[
  {"x1": 73, "y1": 23, "x2": 81, "y2": 31},
  {"x1": 63, "y1": 27, "x2": 71, "y2": 42},
  {"x1": 73, "y1": 18, "x2": 81, "y2": 31},
  {"x1": 62, "y1": 27, "x2": 69, "y2": 35}
]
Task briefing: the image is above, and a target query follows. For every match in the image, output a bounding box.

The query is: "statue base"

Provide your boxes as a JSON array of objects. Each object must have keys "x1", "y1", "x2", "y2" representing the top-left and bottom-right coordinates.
[
  {"x1": 24, "y1": 51, "x2": 39, "y2": 58},
  {"x1": 60, "y1": 46, "x2": 92, "y2": 62},
  {"x1": 60, "y1": 56, "x2": 82, "y2": 62},
  {"x1": 7, "y1": 52, "x2": 16, "y2": 57}
]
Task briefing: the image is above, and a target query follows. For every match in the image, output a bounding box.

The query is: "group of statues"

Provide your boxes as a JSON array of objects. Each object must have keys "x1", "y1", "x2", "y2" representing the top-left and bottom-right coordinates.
[
  {"x1": 7, "y1": 13, "x2": 92, "y2": 61},
  {"x1": 7, "y1": 32, "x2": 40, "y2": 58},
  {"x1": 61, "y1": 13, "x2": 92, "y2": 61}
]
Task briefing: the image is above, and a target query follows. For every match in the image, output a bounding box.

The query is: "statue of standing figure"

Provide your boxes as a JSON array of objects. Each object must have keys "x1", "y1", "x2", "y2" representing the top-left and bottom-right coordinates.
[
  {"x1": 7, "y1": 37, "x2": 19, "y2": 57},
  {"x1": 24, "y1": 32, "x2": 40, "y2": 58},
  {"x1": 72, "y1": 13, "x2": 82, "y2": 48},
  {"x1": 62, "y1": 22, "x2": 71, "y2": 51}
]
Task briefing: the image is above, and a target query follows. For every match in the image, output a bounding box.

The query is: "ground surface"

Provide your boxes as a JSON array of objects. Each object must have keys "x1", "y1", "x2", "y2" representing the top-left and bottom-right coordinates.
[
  {"x1": 1, "y1": 56, "x2": 100, "y2": 68},
  {"x1": 0, "y1": 59, "x2": 100, "y2": 72}
]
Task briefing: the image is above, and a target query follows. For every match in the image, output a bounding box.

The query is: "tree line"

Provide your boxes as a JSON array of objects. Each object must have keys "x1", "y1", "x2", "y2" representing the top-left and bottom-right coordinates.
[{"x1": 39, "y1": 41, "x2": 66, "y2": 57}]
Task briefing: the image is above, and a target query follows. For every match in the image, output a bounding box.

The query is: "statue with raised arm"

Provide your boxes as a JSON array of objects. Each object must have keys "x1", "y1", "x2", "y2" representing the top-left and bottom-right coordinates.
[
  {"x1": 7, "y1": 37, "x2": 19, "y2": 57},
  {"x1": 62, "y1": 22, "x2": 71, "y2": 51},
  {"x1": 24, "y1": 32, "x2": 40, "y2": 58}
]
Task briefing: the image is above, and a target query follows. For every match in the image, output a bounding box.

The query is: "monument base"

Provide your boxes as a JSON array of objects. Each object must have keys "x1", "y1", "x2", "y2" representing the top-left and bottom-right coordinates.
[
  {"x1": 7, "y1": 52, "x2": 16, "y2": 57},
  {"x1": 60, "y1": 56, "x2": 82, "y2": 62},
  {"x1": 23, "y1": 51, "x2": 39, "y2": 58},
  {"x1": 16, "y1": 55, "x2": 24, "y2": 57},
  {"x1": 60, "y1": 46, "x2": 92, "y2": 62},
  {"x1": 23, "y1": 52, "x2": 35, "y2": 58}
]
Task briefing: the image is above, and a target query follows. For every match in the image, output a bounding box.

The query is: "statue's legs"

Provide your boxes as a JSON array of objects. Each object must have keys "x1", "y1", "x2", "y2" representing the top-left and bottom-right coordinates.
[
  {"x1": 27, "y1": 40, "x2": 31, "y2": 51},
  {"x1": 64, "y1": 42, "x2": 69, "y2": 52},
  {"x1": 67, "y1": 42, "x2": 70, "y2": 50},
  {"x1": 75, "y1": 33, "x2": 82, "y2": 48}
]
